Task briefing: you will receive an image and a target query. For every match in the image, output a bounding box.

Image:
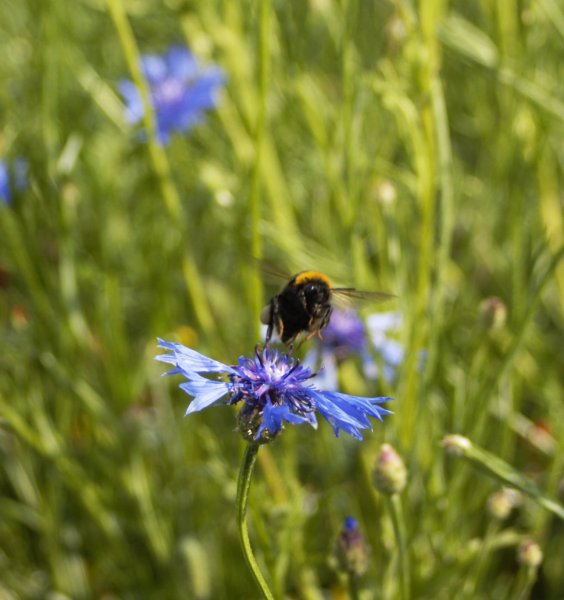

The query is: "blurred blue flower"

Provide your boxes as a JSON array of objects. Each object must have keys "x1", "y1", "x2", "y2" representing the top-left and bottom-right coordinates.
[
  {"x1": 156, "y1": 340, "x2": 391, "y2": 442},
  {"x1": 303, "y1": 309, "x2": 372, "y2": 391},
  {"x1": 304, "y1": 309, "x2": 405, "y2": 390},
  {"x1": 366, "y1": 312, "x2": 405, "y2": 383},
  {"x1": 343, "y1": 515, "x2": 360, "y2": 533},
  {"x1": 0, "y1": 158, "x2": 28, "y2": 205},
  {"x1": 119, "y1": 46, "x2": 225, "y2": 144},
  {"x1": 320, "y1": 309, "x2": 368, "y2": 360},
  {"x1": 0, "y1": 163, "x2": 9, "y2": 204}
]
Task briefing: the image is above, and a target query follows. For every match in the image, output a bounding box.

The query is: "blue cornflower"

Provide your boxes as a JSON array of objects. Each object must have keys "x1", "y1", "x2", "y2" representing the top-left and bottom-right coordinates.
[
  {"x1": 0, "y1": 158, "x2": 27, "y2": 205},
  {"x1": 156, "y1": 340, "x2": 391, "y2": 443},
  {"x1": 119, "y1": 45, "x2": 225, "y2": 144}
]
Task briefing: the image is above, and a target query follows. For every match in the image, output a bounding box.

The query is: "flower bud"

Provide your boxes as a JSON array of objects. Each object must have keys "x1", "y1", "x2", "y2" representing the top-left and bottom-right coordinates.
[
  {"x1": 373, "y1": 178, "x2": 397, "y2": 207},
  {"x1": 442, "y1": 434, "x2": 472, "y2": 457},
  {"x1": 479, "y1": 297, "x2": 507, "y2": 331},
  {"x1": 487, "y1": 488, "x2": 522, "y2": 521},
  {"x1": 517, "y1": 540, "x2": 543, "y2": 569},
  {"x1": 334, "y1": 517, "x2": 370, "y2": 577},
  {"x1": 11, "y1": 304, "x2": 29, "y2": 329},
  {"x1": 373, "y1": 444, "x2": 407, "y2": 495},
  {"x1": 236, "y1": 404, "x2": 279, "y2": 445}
]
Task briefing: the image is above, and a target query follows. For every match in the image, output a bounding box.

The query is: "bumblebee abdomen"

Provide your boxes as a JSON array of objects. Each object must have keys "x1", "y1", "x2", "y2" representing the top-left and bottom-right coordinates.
[{"x1": 273, "y1": 289, "x2": 307, "y2": 343}]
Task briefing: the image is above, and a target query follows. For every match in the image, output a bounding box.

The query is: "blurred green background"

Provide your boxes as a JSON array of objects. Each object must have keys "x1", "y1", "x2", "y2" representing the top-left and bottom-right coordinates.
[{"x1": 1, "y1": 0, "x2": 563, "y2": 598}]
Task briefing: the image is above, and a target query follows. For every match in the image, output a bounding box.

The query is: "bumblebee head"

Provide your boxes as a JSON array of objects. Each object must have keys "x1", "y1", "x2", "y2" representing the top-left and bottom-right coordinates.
[{"x1": 303, "y1": 280, "x2": 331, "y2": 308}]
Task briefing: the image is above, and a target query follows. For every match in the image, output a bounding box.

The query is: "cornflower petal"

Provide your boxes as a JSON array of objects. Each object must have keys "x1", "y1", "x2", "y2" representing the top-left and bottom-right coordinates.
[
  {"x1": 165, "y1": 46, "x2": 199, "y2": 80},
  {"x1": 258, "y1": 403, "x2": 314, "y2": 439},
  {"x1": 157, "y1": 338, "x2": 234, "y2": 374},
  {"x1": 323, "y1": 392, "x2": 392, "y2": 423},
  {"x1": 119, "y1": 81, "x2": 144, "y2": 124},
  {"x1": 309, "y1": 390, "x2": 375, "y2": 439},
  {"x1": 315, "y1": 390, "x2": 392, "y2": 439},
  {"x1": 180, "y1": 375, "x2": 231, "y2": 414},
  {"x1": 141, "y1": 54, "x2": 167, "y2": 82}
]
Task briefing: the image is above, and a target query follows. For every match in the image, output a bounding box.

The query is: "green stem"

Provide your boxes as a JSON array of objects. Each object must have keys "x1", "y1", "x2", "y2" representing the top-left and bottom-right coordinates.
[
  {"x1": 470, "y1": 245, "x2": 564, "y2": 439},
  {"x1": 248, "y1": 0, "x2": 270, "y2": 331},
  {"x1": 512, "y1": 565, "x2": 540, "y2": 600},
  {"x1": 347, "y1": 573, "x2": 360, "y2": 600},
  {"x1": 105, "y1": 0, "x2": 180, "y2": 220},
  {"x1": 443, "y1": 435, "x2": 564, "y2": 521},
  {"x1": 463, "y1": 521, "x2": 499, "y2": 597},
  {"x1": 423, "y1": 73, "x2": 454, "y2": 387},
  {"x1": 236, "y1": 443, "x2": 275, "y2": 600},
  {"x1": 387, "y1": 494, "x2": 410, "y2": 600}
]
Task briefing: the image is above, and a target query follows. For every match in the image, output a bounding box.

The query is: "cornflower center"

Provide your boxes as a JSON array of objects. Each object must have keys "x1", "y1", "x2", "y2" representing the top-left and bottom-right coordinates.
[{"x1": 153, "y1": 78, "x2": 187, "y2": 106}]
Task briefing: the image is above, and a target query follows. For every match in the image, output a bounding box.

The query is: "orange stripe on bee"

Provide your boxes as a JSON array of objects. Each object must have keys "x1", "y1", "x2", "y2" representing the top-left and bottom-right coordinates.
[{"x1": 293, "y1": 271, "x2": 332, "y2": 288}]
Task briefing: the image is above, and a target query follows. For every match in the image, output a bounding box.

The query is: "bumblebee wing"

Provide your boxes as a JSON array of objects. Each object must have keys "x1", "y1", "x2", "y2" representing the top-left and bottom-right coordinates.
[
  {"x1": 250, "y1": 257, "x2": 293, "y2": 284},
  {"x1": 332, "y1": 287, "x2": 396, "y2": 307}
]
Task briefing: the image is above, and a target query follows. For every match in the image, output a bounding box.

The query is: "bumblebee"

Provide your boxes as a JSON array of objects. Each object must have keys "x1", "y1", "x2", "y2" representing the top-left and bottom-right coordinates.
[{"x1": 260, "y1": 270, "x2": 391, "y2": 348}]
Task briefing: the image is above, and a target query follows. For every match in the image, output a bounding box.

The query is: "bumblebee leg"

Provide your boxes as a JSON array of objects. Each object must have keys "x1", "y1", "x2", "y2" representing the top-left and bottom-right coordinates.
[
  {"x1": 321, "y1": 306, "x2": 332, "y2": 331},
  {"x1": 265, "y1": 297, "x2": 279, "y2": 346}
]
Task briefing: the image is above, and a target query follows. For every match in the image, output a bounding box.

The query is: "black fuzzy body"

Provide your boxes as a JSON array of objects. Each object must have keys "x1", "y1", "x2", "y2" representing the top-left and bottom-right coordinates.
[{"x1": 263, "y1": 273, "x2": 333, "y2": 345}]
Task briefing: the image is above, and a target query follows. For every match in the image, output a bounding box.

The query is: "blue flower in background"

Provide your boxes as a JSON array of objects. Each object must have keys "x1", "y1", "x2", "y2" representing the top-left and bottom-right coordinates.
[
  {"x1": 0, "y1": 162, "x2": 9, "y2": 204},
  {"x1": 366, "y1": 312, "x2": 405, "y2": 383},
  {"x1": 303, "y1": 309, "x2": 373, "y2": 391},
  {"x1": 119, "y1": 46, "x2": 225, "y2": 144},
  {"x1": 156, "y1": 340, "x2": 391, "y2": 442},
  {"x1": 304, "y1": 309, "x2": 406, "y2": 390},
  {"x1": 0, "y1": 158, "x2": 28, "y2": 205},
  {"x1": 320, "y1": 309, "x2": 368, "y2": 360}
]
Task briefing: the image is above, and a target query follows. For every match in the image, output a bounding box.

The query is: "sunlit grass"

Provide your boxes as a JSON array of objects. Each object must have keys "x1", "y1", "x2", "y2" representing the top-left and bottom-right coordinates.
[{"x1": 1, "y1": 0, "x2": 563, "y2": 598}]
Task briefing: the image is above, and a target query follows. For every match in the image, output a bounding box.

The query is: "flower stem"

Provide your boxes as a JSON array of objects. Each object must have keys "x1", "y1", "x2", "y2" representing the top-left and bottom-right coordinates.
[
  {"x1": 347, "y1": 573, "x2": 360, "y2": 600},
  {"x1": 386, "y1": 494, "x2": 410, "y2": 600},
  {"x1": 236, "y1": 443, "x2": 275, "y2": 600},
  {"x1": 443, "y1": 435, "x2": 564, "y2": 521}
]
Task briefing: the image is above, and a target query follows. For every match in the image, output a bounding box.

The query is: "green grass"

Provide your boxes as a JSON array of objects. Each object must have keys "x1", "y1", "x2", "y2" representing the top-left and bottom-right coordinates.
[{"x1": 1, "y1": 0, "x2": 563, "y2": 598}]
